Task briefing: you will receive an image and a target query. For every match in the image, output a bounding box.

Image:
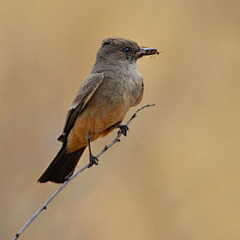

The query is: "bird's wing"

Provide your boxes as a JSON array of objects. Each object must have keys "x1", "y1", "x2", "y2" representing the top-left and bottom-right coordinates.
[{"x1": 58, "y1": 73, "x2": 105, "y2": 143}]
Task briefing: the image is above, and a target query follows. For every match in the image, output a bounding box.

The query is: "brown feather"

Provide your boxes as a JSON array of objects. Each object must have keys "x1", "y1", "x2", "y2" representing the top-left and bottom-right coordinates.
[
  {"x1": 58, "y1": 73, "x2": 105, "y2": 143},
  {"x1": 38, "y1": 146, "x2": 86, "y2": 183}
]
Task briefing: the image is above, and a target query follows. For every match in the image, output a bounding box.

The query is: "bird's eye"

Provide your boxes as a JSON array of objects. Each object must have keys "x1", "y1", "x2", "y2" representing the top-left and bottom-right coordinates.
[{"x1": 123, "y1": 47, "x2": 130, "y2": 52}]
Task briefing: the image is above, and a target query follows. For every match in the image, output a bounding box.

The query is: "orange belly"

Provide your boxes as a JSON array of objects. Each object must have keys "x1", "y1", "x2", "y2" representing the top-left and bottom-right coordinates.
[{"x1": 66, "y1": 97, "x2": 130, "y2": 153}]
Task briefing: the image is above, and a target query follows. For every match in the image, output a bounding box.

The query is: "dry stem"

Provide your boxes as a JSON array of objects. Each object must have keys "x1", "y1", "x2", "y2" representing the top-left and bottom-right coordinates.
[{"x1": 12, "y1": 104, "x2": 155, "y2": 240}]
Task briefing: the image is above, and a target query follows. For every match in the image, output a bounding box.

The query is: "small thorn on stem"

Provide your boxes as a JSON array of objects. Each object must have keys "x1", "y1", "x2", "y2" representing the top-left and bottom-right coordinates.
[{"x1": 131, "y1": 113, "x2": 137, "y2": 120}]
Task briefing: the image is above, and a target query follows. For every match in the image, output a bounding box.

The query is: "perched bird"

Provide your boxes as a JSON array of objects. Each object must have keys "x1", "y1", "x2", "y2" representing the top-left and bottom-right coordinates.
[{"x1": 38, "y1": 37, "x2": 159, "y2": 183}]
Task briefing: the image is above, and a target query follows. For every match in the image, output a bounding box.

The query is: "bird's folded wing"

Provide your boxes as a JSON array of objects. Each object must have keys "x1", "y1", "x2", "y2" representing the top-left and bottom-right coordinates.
[{"x1": 58, "y1": 73, "x2": 105, "y2": 143}]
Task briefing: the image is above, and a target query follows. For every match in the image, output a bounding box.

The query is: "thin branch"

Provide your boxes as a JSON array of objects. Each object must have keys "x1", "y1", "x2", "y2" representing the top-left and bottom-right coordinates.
[{"x1": 12, "y1": 103, "x2": 155, "y2": 240}]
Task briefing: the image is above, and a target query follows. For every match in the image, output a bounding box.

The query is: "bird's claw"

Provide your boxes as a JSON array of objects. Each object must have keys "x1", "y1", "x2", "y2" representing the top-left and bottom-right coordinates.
[
  {"x1": 88, "y1": 155, "x2": 99, "y2": 168},
  {"x1": 119, "y1": 125, "x2": 129, "y2": 136}
]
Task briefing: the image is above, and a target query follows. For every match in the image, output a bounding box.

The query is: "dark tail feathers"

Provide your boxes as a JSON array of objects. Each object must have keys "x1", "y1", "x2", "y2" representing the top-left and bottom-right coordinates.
[{"x1": 38, "y1": 146, "x2": 86, "y2": 183}]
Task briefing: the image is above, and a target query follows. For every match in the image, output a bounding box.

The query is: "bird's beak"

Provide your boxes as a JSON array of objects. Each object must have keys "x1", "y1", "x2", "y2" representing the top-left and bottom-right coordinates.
[{"x1": 137, "y1": 47, "x2": 160, "y2": 58}]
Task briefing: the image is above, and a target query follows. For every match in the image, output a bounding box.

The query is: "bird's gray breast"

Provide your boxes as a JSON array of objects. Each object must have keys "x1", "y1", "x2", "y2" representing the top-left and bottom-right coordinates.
[{"x1": 125, "y1": 63, "x2": 144, "y2": 106}]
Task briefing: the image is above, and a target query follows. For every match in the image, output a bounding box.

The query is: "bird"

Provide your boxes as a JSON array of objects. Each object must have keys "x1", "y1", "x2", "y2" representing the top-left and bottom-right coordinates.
[{"x1": 38, "y1": 37, "x2": 159, "y2": 183}]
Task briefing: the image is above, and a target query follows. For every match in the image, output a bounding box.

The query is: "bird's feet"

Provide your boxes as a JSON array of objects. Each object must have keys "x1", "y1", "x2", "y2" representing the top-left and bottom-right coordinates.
[
  {"x1": 88, "y1": 155, "x2": 99, "y2": 168},
  {"x1": 118, "y1": 125, "x2": 129, "y2": 136}
]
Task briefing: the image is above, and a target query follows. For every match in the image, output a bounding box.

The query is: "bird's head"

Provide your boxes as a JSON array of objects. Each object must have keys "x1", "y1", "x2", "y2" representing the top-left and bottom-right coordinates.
[{"x1": 96, "y1": 37, "x2": 159, "y2": 64}]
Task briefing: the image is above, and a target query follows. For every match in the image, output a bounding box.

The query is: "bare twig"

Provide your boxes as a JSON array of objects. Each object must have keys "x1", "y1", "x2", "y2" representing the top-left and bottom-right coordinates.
[{"x1": 12, "y1": 104, "x2": 155, "y2": 240}]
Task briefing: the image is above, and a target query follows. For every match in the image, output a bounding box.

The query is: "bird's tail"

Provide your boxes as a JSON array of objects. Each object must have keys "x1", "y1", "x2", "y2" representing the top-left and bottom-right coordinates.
[{"x1": 38, "y1": 146, "x2": 86, "y2": 183}]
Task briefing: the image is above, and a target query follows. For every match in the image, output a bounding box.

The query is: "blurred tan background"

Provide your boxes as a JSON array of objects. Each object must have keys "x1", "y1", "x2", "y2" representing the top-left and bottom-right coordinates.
[{"x1": 1, "y1": 0, "x2": 240, "y2": 239}]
